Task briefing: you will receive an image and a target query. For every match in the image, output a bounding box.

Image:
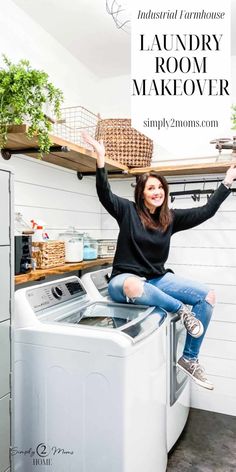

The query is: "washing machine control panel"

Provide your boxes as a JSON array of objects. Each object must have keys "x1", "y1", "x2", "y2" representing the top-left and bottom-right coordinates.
[
  {"x1": 26, "y1": 277, "x2": 87, "y2": 313},
  {"x1": 51, "y1": 286, "x2": 63, "y2": 299}
]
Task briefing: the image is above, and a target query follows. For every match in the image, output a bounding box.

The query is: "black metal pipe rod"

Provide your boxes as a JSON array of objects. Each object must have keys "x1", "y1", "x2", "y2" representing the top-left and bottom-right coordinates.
[
  {"x1": 82, "y1": 170, "x2": 125, "y2": 176},
  {"x1": 167, "y1": 178, "x2": 222, "y2": 185},
  {"x1": 216, "y1": 143, "x2": 236, "y2": 150},
  {"x1": 170, "y1": 189, "x2": 214, "y2": 197},
  {"x1": 3, "y1": 146, "x2": 70, "y2": 155}
]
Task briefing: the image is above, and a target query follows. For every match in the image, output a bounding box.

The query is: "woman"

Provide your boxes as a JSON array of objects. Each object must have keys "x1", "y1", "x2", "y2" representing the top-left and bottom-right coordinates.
[{"x1": 83, "y1": 132, "x2": 236, "y2": 390}]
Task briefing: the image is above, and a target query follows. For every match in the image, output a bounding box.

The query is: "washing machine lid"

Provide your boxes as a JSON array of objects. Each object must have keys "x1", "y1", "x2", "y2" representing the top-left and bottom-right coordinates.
[{"x1": 46, "y1": 301, "x2": 166, "y2": 341}]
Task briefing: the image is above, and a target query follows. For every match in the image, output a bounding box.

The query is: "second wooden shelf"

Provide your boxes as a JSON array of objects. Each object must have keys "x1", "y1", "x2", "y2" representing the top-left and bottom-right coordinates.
[{"x1": 15, "y1": 258, "x2": 113, "y2": 285}]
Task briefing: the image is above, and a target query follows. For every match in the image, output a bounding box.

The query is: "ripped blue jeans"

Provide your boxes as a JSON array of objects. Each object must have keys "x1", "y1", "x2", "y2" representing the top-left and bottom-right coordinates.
[{"x1": 108, "y1": 272, "x2": 214, "y2": 360}]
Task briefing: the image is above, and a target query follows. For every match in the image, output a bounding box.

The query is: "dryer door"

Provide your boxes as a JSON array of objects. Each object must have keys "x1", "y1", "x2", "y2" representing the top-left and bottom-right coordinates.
[{"x1": 169, "y1": 314, "x2": 189, "y2": 406}]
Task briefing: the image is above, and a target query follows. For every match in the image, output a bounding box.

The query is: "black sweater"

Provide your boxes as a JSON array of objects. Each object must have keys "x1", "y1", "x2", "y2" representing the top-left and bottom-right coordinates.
[{"x1": 96, "y1": 167, "x2": 231, "y2": 280}]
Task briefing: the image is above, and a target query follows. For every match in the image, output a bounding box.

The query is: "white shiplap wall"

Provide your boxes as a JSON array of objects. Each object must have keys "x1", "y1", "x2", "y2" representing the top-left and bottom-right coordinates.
[
  {"x1": 11, "y1": 155, "x2": 101, "y2": 239},
  {"x1": 170, "y1": 185, "x2": 236, "y2": 416},
  {"x1": 100, "y1": 176, "x2": 236, "y2": 416}
]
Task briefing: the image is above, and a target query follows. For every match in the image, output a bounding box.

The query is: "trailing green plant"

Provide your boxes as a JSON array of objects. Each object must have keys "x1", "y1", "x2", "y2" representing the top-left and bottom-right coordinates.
[
  {"x1": 232, "y1": 104, "x2": 236, "y2": 129},
  {"x1": 0, "y1": 55, "x2": 64, "y2": 156}
]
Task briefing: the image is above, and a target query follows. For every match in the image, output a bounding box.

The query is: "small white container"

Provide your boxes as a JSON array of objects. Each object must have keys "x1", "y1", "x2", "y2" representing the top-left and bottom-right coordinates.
[{"x1": 59, "y1": 228, "x2": 83, "y2": 263}]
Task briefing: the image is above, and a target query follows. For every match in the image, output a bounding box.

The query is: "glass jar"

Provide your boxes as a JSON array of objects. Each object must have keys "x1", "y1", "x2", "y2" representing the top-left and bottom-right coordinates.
[
  {"x1": 15, "y1": 212, "x2": 33, "y2": 235},
  {"x1": 83, "y1": 234, "x2": 98, "y2": 260},
  {"x1": 59, "y1": 227, "x2": 83, "y2": 263}
]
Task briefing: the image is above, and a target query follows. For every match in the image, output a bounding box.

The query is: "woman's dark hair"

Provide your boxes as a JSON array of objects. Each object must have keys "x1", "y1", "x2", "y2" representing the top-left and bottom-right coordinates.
[{"x1": 134, "y1": 172, "x2": 172, "y2": 231}]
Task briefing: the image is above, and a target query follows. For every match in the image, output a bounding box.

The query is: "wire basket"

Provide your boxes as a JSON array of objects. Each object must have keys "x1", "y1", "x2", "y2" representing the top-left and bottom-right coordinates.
[
  {"x1": 95, "y1": 118, "x2": 153, "y2": 167},
  {"x1": 52, "y1": 106, "x2": 99, "y2": 150}
]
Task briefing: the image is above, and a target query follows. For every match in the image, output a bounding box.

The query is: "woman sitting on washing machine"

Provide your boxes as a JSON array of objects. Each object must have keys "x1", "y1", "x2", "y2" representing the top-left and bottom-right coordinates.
[{"x1": 82, "y1": 132, "x2": 236, "y2": 391}]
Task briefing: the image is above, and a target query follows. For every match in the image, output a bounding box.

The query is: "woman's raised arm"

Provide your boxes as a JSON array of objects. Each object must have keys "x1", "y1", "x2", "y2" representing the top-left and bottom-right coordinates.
[{"x1": 82, "y1": 131, "x2": 105, "y2": 168}]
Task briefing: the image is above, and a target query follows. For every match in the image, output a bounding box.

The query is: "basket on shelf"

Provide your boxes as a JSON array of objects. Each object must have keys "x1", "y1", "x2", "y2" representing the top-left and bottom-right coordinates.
[
  {"x1": 32, "y1": 241, "x2": 65, "y2": 269},
  {"x1": 95, "y1": 118, "x2": 153, "y2": 167},
  {"x1": 52, "y1": 106, "x2": 99, "y2": 149}
]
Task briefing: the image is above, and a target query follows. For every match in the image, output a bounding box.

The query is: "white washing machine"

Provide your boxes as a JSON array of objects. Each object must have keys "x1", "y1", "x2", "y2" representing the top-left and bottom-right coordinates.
[
  {"x1": 81, "y1": 268, "x2": 190, "y2": 452},
  {"x1": 12, "y1": 276, "x2": 168, "y2": 472}
]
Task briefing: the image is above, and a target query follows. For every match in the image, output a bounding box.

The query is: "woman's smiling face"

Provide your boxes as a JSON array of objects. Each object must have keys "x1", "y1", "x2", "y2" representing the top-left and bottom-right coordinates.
[{"x1": 143, "y1": 176, "x2": 165, "y2": 213}]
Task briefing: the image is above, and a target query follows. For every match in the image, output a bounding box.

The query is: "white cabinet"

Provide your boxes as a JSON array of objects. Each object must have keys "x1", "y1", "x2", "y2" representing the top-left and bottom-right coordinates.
[
  {"x1": 0, "y1": 171, "x2": 10, "y2": 246},
  {"x1": 0, "y1": 248, "x2": 10, "y2": 322},
  {"x1": 0, "y1": 165, "x2": 13, "y2": 472},
  {"x1": 0, "y1": 321, "x2": 10, "y2": 398},
  {"x1": 0, "y1": 395, "x2": 10, "y2": 472}
]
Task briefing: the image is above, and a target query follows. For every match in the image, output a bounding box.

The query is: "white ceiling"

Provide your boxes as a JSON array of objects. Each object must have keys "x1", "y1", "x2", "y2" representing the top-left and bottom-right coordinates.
[
  {"x1": 13, "y1": 0, "x2": 236, "y2": 78},
  {"x1": 11, "y1": 0, "x2": 236, "y2": 79},
  {"x1": 11, "y1": 0, "x2": 130, "y2": 78}
]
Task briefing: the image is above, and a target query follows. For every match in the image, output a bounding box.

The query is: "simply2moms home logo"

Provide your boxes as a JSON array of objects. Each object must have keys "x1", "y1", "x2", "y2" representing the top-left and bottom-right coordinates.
[
  {"x1": 131, "y1": 0, "x2": 231, "y2": 156},
  {"x1": 11, "y1": 442, "x2": 75, "y2": 467}
]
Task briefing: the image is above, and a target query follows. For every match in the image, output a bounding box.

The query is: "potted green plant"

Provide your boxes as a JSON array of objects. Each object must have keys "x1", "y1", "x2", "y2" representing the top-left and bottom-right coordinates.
[
  {"x1": 0, "y1": 55, "x2": 64, "y2": 156},
  {"x1": 232, "y1": 104, "x2": 236, "y2": 129}
]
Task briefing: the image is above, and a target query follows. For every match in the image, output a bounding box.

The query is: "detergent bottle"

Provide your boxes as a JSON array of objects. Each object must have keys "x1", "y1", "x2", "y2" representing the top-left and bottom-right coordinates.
[{"x1": 31, "y1": 220, "x2": 46, "y2": 242}]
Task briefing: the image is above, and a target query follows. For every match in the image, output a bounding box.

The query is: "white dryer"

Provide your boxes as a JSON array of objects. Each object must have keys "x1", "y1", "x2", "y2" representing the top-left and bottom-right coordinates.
[
  {"x1": 81, "y1": 267, "x2": 112, "y2": 301},
  {"x1": 81, "y1": 268, "x2": 190, "y2": 452},
  {"x1": 12, "y1": 276, "x2": 168, "y2": 472},
  {"x1": 166, "y1": 314, "x2": 190, "y2": 451}
]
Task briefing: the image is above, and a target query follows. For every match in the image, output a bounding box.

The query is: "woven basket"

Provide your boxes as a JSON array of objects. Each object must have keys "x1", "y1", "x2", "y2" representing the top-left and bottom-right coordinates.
[
  {"x1": 32, "y1": 241, "x2": 65, "y2": 269},
  {"x1": 95, "y1": 118, "x2": 153, "y2": 167}
]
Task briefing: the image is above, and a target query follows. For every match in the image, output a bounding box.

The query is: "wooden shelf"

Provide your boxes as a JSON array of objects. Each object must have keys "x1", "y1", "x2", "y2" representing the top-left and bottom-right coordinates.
[
  {"x1": 15, "y1": 257, "x2": 113, "y2": 285},
  {"x1": 128, "y1": 160, "x2": 236, "y2": 177},
  {"x1": 4, "y1": 125, "x2": 128, "y2": 174},
  {"x1": 2, "y1": 125, "x2": 235, "y2": 177}
]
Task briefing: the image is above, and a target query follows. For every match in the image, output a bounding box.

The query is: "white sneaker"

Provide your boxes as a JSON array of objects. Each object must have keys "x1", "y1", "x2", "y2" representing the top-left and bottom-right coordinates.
[
  {"x1": 178, "y1": 356, "x2": 214, "y2": 390},
  {"x1": 177, "y1": 305, "x2": 204, "y2": 338}
]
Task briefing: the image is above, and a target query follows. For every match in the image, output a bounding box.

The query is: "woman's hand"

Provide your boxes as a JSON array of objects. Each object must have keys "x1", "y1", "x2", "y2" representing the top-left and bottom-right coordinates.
[
  {"x1": 223, "y1": 164, "x2": 236, "y2": 187},
  {"x1": 81, "y1": 131, "x2": 105, "y2": 168}
]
